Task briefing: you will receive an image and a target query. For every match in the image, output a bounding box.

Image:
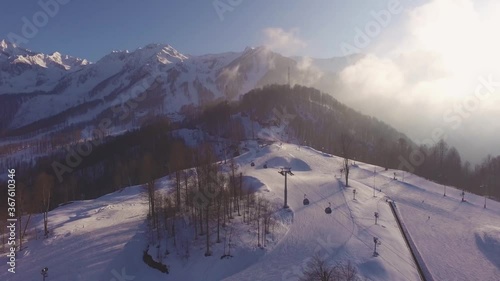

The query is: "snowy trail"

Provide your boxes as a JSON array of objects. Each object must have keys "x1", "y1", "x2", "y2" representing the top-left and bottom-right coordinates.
[{"x1": 353, "y1": 163, "x2": 500, "y2": 281}]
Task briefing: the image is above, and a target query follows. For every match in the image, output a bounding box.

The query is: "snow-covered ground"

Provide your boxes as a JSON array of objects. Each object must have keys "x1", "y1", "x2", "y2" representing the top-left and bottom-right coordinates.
[
  {"x1": 1, "y1": 142, "x2": 499, "y2": 281},
  {"x1": 352, "y1": 162, "x2": 500, "y2": 281}
]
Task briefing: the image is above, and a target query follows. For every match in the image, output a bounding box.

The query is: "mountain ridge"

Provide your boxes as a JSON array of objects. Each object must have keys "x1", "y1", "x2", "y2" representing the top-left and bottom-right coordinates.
[
  {"x1": 0, "y1": 40, "x2": 355, "y2": 137},
  {"x1": 0, "y1": 39, "x2": 90, "y2": 94}
]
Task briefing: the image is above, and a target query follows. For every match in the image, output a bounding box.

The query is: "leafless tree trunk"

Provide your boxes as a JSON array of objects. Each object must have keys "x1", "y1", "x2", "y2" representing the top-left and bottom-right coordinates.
[
  {"x1": 17, "y1": 182, "x2": 33, "y2": 251},
  {"x1": 238, "y1": 172, "x2": 242, "y2": 216},
  {"x1": 257, "y1": 196, "x2": 262, "y2": 247},
  {"x1": 229, "y1": 157, "x2": 238, "y2": 217},
  {"x1": 36, "y1": 172, "x2": 54, "y2": 238},
  {"x1": 141, "y1": 153, "x2": 158, "y2": 232},
  {"x1": 205, "y1": 203, "x2": 211, "y2": 256},
  {"x1": 172, "y1": 201, "x2": 177, "y2": 247},
  {"x1": 340, "y1": 133, "x2": 353, "y2": 187},
  {"x1": 183, "y1": 171, "x2": 190, "y2": 207},
  {"x1": 175, "y1": 170, "x2": 181, "y2": 211}
]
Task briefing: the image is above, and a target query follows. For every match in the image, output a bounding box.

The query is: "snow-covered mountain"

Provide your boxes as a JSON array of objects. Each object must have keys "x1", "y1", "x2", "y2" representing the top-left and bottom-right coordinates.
[
  {"x1": 0, "y1": 41, "x2": 355, "y2": 138},
  {"x1": 0, "y1": 40, "x2": 89, "y2": 93}
]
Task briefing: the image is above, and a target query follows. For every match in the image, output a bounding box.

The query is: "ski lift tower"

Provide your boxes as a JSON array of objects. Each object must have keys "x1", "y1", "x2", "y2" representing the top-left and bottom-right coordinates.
[
  {"x1": 373, "y1": 237, "x2": 381, "y2": 256},
  {"x1": 41, "y1": 267, "x2": 48, "y2": 281},
  {"x1": 482, "y1": 184, "x2": 488, "y2": 208},
  {"x1": 279, "y1": 167, "x2": 294, "y2": 208}
]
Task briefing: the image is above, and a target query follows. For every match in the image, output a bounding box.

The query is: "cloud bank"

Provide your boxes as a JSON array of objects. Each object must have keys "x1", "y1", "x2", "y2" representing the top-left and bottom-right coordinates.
[
  {"x1": 262, "y1": 27, "x2": 307, "y2": 56},
  {"x1": 336, "y1": 0, "x2": 500, "y2": 163}
]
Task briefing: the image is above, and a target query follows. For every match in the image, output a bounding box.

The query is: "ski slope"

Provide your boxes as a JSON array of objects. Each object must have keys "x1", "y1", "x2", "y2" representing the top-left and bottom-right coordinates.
[
  {"x1": 1, "y1": 142, "x2": 498, "y2": 280},
  {"x1": 224, "y1": 144, "x2": 419, "y2": 281},
  {"x1": 352, "y1": 163, "x2": 500, "y2": 281}
]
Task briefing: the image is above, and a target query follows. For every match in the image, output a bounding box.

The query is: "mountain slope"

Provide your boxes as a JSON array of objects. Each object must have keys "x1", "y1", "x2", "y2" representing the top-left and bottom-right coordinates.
[
  {"x1": 2, "y1": 142, "x2": 498, "y2": 281},
  {"x1": 0, "y1": 42, "x2": 347, "y2": 139},
  {"x1": 352, "y1": 162, "x2": 500, "y2": 281},
  {"x1": 0, "y1": 142, "x2": 422, "y2": 281},
  {"x1": 0, "y1": 40, "x2": 89, "y2": 94}
]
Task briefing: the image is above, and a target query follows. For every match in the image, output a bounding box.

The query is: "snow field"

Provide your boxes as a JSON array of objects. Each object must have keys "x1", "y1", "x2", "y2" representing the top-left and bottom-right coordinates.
[{"x1": 5, "y1": 142, "x2": 497, "y2": 280}]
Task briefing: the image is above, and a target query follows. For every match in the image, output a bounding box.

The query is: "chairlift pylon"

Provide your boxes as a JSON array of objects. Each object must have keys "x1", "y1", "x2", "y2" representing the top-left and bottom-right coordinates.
[
  {"x1": 303, "y1": 194, "x2": 310, "y2": 206},
  {"x1": 325, "y1": 202, "x2": 332, "y2": 214}
]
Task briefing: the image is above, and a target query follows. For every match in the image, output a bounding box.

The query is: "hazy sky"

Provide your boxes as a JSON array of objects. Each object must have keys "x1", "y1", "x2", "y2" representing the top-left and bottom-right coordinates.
[
  {"x1": 1, "y1": 0, "x2": 499, "y2": 163},
  {"x1": 332, "y1": 0, "x2": 500, "y2": 164}
]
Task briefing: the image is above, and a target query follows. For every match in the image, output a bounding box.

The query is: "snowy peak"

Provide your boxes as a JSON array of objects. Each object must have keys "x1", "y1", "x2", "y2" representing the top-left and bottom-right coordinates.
[
  {"x1": 13, "y1": 51, "x2": 89, "y2": 70},
  {"x1": 46, "y1": 51, "x2": 90, "y2": 70},
  {"x1": 0, "y1": 39, "x2": 89, "y2": 70},
  {"x1": 136, "y1": 43, "x2": 188, "y2": 64},
  {"x1": 157, "y1": 44, "x2": 188, "y2": 63},
  {"x1": 96, "y1": 43, "x2": 188, "y2": 68},
  {"x1": 0, "y1": 39, "x2": 14, "y2": 52},
  {"x1": 0, "y1": 39, "x2": 32, "y2": 59},
  {"x1": 0, "y1": 39, "x2": 90, "y2": 94}
]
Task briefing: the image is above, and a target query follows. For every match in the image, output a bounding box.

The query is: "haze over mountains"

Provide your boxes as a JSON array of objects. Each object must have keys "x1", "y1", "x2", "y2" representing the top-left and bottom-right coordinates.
[{"x1": 0, "y1": 39, "x2": 498, "y2": 164}]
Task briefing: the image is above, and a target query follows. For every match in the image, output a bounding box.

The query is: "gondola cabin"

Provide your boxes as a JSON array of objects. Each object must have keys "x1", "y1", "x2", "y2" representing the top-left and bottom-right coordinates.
[
  {"x1": 303, "y1": 194, "x2": 309, "y2": 205},
  {"x1": 325, "y1": 202, "x2": 332, "y2": 214}
]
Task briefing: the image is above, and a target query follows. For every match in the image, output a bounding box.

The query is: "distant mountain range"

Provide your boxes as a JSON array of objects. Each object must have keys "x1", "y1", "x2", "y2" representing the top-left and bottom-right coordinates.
[{"x1": 0, "y1": 39, "x2": 362, "y2": 138}]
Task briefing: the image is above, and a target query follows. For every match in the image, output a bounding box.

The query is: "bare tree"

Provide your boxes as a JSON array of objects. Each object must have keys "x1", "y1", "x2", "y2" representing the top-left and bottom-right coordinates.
[
  {"x1": 196, "y1": 144, "x2": 218, "y2": 256},
  {"x1": 229, "y1": 157, "x2": 235, "y2": 215},
  {"x1": 141, "y1": 153, "x2": 159, "y2": 243},
  {"x1": 256, "y1": 196, "x2": 262, "y2": 247},
  {"x1": 340, "y1": 133, "x2": 353, "y2": 187},
  {"x1": 221, "y1": 173, "x2": 229, "y2": 242},
  {"x1": 300, "y1": 255, "x2": 335, "y2": 281},
  {"x1": 175, "y1": 170, "x2": 182, "y2": 211},
  {"x1": 183, "y1": 170, "x2": 191, "y2": 208},
  {"x1": 147, "y1": 179, "x2": 157, "y2": 227},
  {"x1": 332, "y1": 260, "x2": 361, "y2": 281},
  {"x1": 17, "y1": 182, "x2": 32, "y2": 251},
  {"x1": 36, "y1": 172, "x2": 54, "y2": 238},
  {"x1": 170, "y1": 141, "x2": 187, "y2": 210},
  {"x1": 239, "y1": 172, "x2": 243, "y2": 216},
  {"x1": 301, "y1": 255, "x2": 362, "y2": 281},
  {"x1": 260, "y1": 197, "x2": 275, "y2": 247}
]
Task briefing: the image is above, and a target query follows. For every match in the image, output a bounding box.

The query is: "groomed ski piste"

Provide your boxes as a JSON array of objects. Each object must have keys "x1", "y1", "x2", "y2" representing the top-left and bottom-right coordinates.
[{"x1": 1, "y1": 142, "x2": 499, "y2": 281}]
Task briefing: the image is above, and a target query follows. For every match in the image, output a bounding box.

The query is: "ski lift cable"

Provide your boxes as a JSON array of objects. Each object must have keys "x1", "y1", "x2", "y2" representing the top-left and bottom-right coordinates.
[
  {"x1": 339, "y1": 178, "x2": 419, "y2": 268},
  {"x1": 290, "y1": 170, "x2": 355, "y2": 224},
  {"x1": 271, "y1": 148, "x2": 418, "y2": 276},
  {"x1": 344, "y1": 178, "x2": 421, "y2": 266},
  {"x1": 330, "y1": 168, "x2": 427, "y2": 268},
  {"x1": 332, "y1": 162, "x2": 423, "y2": 271},
  {"x1": 284, "y1": 151, "x2": 419, "y2": 272},
  {"x1": 351, "y1": 171, "x2": 487, "y2": 267},
  {"x1": 285, "y1": 170, "x2": 418, "y2": 277}
]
